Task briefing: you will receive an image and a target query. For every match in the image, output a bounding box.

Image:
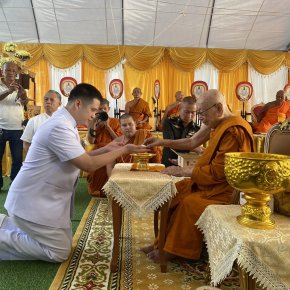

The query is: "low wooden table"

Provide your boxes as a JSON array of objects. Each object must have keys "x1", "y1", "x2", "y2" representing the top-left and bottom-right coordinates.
[{"x1": 103, "y1": 163, "x2": 180, "y2": 273}]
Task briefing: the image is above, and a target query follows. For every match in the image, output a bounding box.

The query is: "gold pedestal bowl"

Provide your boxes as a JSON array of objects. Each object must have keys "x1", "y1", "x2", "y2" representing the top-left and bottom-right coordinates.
[
  {"x1": 225, "y1": 152, "x2": 290, "y2": 229},
  {"x1": 130, "y1": 153, "x2": 156, "y2": 171}
]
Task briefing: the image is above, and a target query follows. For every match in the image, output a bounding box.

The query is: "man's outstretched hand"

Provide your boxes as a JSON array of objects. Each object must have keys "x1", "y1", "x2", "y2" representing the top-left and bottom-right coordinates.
[
  {"x1": 124, "y1": 144, "x2": 149, "y2": 154},
  {"x1": 143, "y1": 137, "x2": 163, "y2": 148}
]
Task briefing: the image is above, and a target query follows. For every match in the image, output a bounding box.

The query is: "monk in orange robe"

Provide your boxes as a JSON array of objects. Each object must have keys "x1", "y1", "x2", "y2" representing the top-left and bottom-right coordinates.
[
  {"x1": 159, "y1": 91, "x2": 184, "y2": 130},
  {"x1": 125, "y1": 87, "x2": 152, "y2": 130},
  {"x1": 254, "y1": 90, "x2": 290, "y2": 133},
  {"x1": 106, "y1": 114, "x2": 161, "y2": 176},
  {"x1": 87, "y1": 99, "x2": 122, "y2": 196},
  {"x1": 143, "y1": 89, "x2": 254, "y2": 261}
]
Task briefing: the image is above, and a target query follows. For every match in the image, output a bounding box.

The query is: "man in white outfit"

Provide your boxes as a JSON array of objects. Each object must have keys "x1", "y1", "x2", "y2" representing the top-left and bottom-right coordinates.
[
  {"x1": 21, "y1": 90, "x2": 62, "y2": 152},
  {"x1": 0, "y1": 83, "x2": 148, "y2": 262}
]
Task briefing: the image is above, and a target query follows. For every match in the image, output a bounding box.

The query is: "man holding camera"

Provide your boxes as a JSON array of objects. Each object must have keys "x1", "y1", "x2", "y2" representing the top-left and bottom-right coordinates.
[
  {"x1": 87, "y1": 98, "x2": 122, "y2": 196},
  {"x1": 0, "y1": 61, "x2": 29, "y2": 190}
]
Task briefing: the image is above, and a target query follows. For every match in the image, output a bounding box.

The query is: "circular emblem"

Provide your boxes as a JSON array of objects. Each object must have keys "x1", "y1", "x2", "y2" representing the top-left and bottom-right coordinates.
[
  {"x1": 60, "y1": 77, "x2": 77, "y2": 97},
  {"x1": 154, "y1": 80, "x2": 160, "y2": 99},
  {"x1": 284, "y1": 83, "x2": 290, "y2": 100},
  {"x1": 109, "y1": 79, "x2": 123, "y2": 99},
  {"x1": 235, "y1": 81, "x2": 253, "y2": 102},
  {"x1": 191, "y1": 81, "x2": 208, "y2": 98}
]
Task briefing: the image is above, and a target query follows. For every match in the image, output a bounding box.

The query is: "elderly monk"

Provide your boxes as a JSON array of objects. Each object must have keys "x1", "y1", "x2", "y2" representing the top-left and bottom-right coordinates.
[
  {"x1": 143, "y1": 89, "x2": 254, "y2": 262},
  {"x1": 159, "y1": 91, "x2": 184, "y2": 130},
  {"x1": 87, "y1": 99, "x2": 122, "y2": 196},
  {"x1": 254, "y1": 90, "x2": 290, "y2": 133},
  {"x1": 125, "y1": 87, "x2": 152, "y2": 130},
  {"x1": 106, "y1": 114, "x2": 161, "y2": 176}
]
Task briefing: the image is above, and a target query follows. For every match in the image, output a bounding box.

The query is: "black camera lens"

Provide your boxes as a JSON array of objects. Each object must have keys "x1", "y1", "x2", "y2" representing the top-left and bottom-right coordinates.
[{"x1": 96, "y1": 111, "x2": 109, "y2": 121}]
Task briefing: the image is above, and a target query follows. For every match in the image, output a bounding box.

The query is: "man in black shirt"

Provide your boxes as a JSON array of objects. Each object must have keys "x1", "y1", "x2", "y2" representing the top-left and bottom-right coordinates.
[{"x1": 162, "y1": 96, "x2": 200, "y2": 167}]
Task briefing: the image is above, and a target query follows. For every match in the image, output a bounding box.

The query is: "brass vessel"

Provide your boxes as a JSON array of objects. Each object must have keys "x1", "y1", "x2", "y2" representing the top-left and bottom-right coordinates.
[
  {"x1": 130, "y1": 153, "x2": 156, "y2": 171},
  {"x1": 225, "y1": 152, "x2": 290, "y2": 229}
]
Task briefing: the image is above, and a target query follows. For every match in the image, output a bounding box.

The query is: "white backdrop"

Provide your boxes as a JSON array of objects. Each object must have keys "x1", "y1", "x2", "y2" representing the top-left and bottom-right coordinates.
[
  {"x1": 49, "y1": 61, "x2": 82, "y2": 107},
  {"x1": 194, "y1": 61, "x2": 219, "y2": 90},
  {"x1": 105, "y1": 62, "x2": 125, "y2": 117},
  {"x1": 249, "y1": 65, "x2": 288, "y2": 105}
]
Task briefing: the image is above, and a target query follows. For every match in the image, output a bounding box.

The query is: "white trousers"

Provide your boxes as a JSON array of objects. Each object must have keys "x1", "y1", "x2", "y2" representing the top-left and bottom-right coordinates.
[{"x1": 0, "y1": 213, "x2": 72, "y2": 262}]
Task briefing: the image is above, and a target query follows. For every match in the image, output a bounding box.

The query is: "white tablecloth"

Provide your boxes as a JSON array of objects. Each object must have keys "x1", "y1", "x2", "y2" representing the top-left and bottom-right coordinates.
[
  {"x1": 196, "y1": 204, "x2": 290, "y2": 290},
  {"x1": 103, "y1": 163, "x2": 181, "y2": 212}
]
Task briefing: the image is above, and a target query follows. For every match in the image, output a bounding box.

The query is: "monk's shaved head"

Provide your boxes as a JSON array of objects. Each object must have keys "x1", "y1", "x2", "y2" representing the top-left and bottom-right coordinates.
[
  {"x1": 197, "y1": 89, "x2": 233, "y2": 128},
  {"x1": 197, "y1": 89, "x2": 231, "y2": 114}
]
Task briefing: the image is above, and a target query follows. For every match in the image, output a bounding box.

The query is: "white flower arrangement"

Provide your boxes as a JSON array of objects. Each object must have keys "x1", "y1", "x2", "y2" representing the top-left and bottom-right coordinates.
[
  {"x1": 14, "y1": 50, "x2": 32, "y2": 61},
  {"x1": 3, "y1": 42, "x2": 17, "y2": 53},
  {"x1": 0, "y1": 56, "x2": 17, "y2": 67}
]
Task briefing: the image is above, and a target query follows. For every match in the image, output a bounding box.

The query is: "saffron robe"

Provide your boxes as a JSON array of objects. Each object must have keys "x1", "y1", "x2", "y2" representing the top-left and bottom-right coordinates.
[
  {"x1": 126, "y1": 98, "x2": 152, "y2": 130},
  {"x1": 166, "y1": 103, "x2": 181, "y2": 118},
  {"x1": 87, "y1": 118, "x2": 122, "y2": 196},
  {"x1": 163, "y1": 116, "x2": 254, "y2": 259},
  {"x1": 254, "y1": 101, "x2": 290, "y2": 133}
]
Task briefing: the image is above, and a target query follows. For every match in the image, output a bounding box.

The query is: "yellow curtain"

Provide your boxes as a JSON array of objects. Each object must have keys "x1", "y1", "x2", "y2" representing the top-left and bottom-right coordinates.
[
  {"x1": 218, "y1": 63, "x2": 248, "y2": 116},
  {"x1": 125, "y1": 46, "x2": 165, "y2": 71},
  {"x1": 2, "y1": 42, "x2": 288, "y2": 74},
  {"x1": 81, "y1": 59, "x2": 106, "y2": 97},
  {"x1": 27, "y1": 57, "x2": 50, "y2": 110},
  {"x1": 124, "y1": 57, "x2": 194, "y2": 127},
  {"x1": 84, "y1": 45, "x2": 125, "y2": 70},
  {"x1": 168, "y1": 48, "x2": 206, "y2": 71}
]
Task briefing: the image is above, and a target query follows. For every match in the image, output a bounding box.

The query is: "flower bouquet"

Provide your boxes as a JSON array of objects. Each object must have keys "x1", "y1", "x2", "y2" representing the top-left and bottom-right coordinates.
[
  {"x1": 0, "y1": 56, "x2": 17, "y2": 67},
  {"x1": 3, "y1": 42, "x2": 18, "y2": 54},
  {"x1": 14, "y1": 50, "x2": 32, "y2": 62}
]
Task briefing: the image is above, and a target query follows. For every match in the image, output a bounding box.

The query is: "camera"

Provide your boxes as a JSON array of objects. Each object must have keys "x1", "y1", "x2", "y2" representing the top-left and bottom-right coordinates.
[{"x1": 95, "y1": 111, "x2": 108, "y2": 121}]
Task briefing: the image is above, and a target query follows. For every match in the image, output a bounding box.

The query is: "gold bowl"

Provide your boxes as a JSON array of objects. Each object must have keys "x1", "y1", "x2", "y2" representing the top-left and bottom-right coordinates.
[
  {"x1": 225, "y1": 152, "x2": 290, "y2": 229},
  {"x1": 130, "y1": 153, "x2": 156, "y2": 171}
]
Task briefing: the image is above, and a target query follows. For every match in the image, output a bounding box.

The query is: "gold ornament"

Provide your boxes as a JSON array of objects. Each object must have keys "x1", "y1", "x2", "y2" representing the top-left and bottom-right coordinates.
[
  {"x1": 225, "y1": 152, "x2": 290, "y2": 229},
  {"x1": 130, "y1": 153, "x2": 156, "y2": 171}
]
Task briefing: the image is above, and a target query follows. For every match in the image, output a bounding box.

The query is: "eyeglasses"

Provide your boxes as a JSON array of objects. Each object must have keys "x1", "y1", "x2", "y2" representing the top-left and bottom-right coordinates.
[{"x1": 196, "y1": 103, "x2": 218, "y2": 116}]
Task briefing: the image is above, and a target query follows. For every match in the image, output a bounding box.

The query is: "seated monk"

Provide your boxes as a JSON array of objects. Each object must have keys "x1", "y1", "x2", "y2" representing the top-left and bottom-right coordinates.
[
  {"x1": 87, "y1": 99, "x2": 122, "y2": 196},
  {"x1": 125, "y1": 87, "x2": 152, "y2": 130},
  {"x1": 159, "y1": 91, "x2": 184, "y2": 130},
  {"x1": 106, "y1": 113, "x2": 161, "y2": 176},
  {"x1": 143, "y1": 89, "x2": 254, "y2": 262},
  {"x1": 254, "y1": 90, "x2": 290, "y2": 133}
]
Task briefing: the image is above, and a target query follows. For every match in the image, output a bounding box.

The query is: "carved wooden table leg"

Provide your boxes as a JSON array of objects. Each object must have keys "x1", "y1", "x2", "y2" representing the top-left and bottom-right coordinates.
[
  {"x1": 159, "y1": 199, "x2": 170, "y2": 273},
  {"x1": 238, "y1": 264, "x2": 256, "y2": 290},
  {"x1": 110, "y1": 198, "x2": 123, "y2": 273}
]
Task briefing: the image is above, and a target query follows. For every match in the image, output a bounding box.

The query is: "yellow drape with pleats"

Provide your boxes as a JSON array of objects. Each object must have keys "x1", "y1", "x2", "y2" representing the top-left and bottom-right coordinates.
[
  {"x1": 2, "y1": 43, "x2": 288, "y2": 75},
  {"x1": 219, "y1": 63, "x2": 248, "y2": 116},
  {"x1": 81, "y1": 59, "x2": 106, "y2": 97},
  {"x1": 124, "y1": 58, "x2": 193, "y2": 128},
  {"x1": 27, "y1": 57, "x2": 50, "y2": 110}
]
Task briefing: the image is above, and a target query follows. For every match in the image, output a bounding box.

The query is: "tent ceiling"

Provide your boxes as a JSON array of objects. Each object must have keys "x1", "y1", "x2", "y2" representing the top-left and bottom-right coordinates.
[{"x1": 0, "y1": 0, "x2": 290, "y2": 51}]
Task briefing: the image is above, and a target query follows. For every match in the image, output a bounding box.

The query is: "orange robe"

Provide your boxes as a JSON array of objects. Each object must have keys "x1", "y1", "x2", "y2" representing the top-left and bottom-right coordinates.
[
  {"x1": 87, "y1": 118, "x2": 122, "y2": 196},
  {"x1": 167, "y1": 104, "x2": 181, "y2": 118},
  {"x1": 115, "y1": 129, "x2": 162, "y2": 163},
  {"x1": 163, "y1": 116, "x2": 254, "y2": 259},
  {"x1": 254, "y1": 101, "x2": 290, "y2": 133},
  {"x1": 127, "y1": 98, "x2": 152, "y2": 130}
]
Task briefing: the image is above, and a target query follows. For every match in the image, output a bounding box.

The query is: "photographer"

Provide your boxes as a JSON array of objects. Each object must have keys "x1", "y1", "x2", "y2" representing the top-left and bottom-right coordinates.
[
  {"x1": 0, "y1": 61, "x2": 29, "y2": 190},
  {"x1": 87, "y1": 98, "x2": 122, "y2": 196}
]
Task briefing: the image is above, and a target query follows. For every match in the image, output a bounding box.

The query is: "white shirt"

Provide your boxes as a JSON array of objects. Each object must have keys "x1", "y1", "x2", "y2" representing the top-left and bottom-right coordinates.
[
  {"x1": 5, "y1": 107, "x2": 85, "y2": 228},
  {"x1": 0, "y1": 81, "x2": 24, "y2": 130},
  {"x1": 21, "y1": 113, "x2": 50, "y2": 143}
]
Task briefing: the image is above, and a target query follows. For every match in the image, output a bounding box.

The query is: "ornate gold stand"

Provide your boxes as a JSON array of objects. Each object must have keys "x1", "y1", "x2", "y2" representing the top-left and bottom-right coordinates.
[{"x1": 238, "y1": 192, "x2": 274, "y2": 229}]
